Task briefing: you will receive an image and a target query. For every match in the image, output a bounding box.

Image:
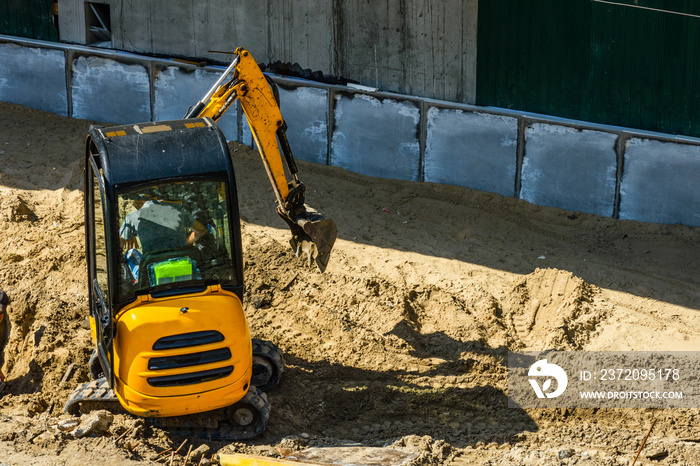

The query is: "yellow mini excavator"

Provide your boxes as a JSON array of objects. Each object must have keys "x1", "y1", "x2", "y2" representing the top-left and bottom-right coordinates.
[{"x1": 64, "y1": 48, "x2": 337, "y2": 439}]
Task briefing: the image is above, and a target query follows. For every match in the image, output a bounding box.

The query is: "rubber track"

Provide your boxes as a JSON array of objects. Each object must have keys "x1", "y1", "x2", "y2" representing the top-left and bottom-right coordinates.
[
  {"x1": 64, "y1": 375, "x2": 271, "y2": 440},
  {"x1": 63, "y1": 377, "x2": 120, "y2": 414},
  {"x1": 252, "y1": 338, "x2": 285, "y2": 391},
  {"x1": 148, "y1": 386, "x2": 271, "y2": 440}
]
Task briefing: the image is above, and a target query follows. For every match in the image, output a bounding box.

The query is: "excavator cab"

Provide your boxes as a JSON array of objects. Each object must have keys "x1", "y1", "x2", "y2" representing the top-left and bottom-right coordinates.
[{"x1": 76, "y1": 118, "x2": 279, "y2": 438}]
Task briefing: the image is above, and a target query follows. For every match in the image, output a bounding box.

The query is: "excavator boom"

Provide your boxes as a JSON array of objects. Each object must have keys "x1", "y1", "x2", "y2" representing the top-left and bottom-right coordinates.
[{"x1": 184, "y1": 48, "x2": 337, "y2": 271}]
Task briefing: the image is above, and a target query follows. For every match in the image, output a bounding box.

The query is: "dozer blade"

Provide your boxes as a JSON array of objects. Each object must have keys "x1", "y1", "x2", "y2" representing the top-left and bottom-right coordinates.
[{"x1": 278, "y1": 204, "x2": 337, "y2": 273}]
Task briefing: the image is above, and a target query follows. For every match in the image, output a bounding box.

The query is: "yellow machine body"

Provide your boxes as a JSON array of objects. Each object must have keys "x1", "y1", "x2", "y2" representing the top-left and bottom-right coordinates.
[
  {"x1": 113, "y1": 286, "x2": 250, "y2": 417},
  {"x1": 87, "y1": 286, "x2": 251, "y2": 417}
]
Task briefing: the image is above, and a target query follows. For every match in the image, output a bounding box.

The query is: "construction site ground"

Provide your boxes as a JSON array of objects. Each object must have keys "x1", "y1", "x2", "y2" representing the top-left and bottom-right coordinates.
[{"x1": 0, "y1": 101, "x2": 699, "y2": 465}]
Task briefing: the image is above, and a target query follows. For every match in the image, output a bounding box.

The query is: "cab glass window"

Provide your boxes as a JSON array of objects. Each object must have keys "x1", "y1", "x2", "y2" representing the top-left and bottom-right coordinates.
[{"x1": 116, "y1": 180, "x2": 235, "y2": 301}]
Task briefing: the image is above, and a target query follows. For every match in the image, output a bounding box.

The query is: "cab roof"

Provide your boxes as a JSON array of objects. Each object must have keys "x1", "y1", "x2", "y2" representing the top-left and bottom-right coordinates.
[{"x1": 87, "y1": 118, "x2": 232, "y2": 189}]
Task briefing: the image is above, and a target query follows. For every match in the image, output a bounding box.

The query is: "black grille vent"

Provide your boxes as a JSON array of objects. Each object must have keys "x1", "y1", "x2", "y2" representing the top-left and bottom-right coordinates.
[
  {"x1": 148, "y1": 348, "x2": 232, "y2": 371},
  {"x1": 147, "y1": 366, "x2": 234, "y2": 387},
  {"x1": 153, "y1": 331, "x2": 224, "y2": 350}
]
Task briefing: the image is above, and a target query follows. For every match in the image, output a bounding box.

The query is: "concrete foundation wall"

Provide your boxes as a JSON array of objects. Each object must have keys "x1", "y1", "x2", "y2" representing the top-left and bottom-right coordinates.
[
  {"x1": 621, "y1": 139, "x2": 700, "y2": 226},
  {"x1": 277, "y1": 84, "x2": 328, "y2": 166},
  {"x1": 71, "y1": 54, "x2": 151, "y2": 123},
  {"x1": 2, "y1": 36, "x2": 700, "y2": 228},
  {"x1": 56, "y1": 0, "x2": 478, "y2": 105}
]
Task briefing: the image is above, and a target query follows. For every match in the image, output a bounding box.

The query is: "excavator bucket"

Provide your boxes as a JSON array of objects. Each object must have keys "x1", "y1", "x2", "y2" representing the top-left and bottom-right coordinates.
[{"x1": 278, "y1": 205, "x2": 337, "y2": 273}]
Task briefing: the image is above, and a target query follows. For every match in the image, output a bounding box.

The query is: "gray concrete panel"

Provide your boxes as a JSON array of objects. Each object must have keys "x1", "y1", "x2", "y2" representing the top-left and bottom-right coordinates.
[
  {"x1": 153, "y1": 65, "x2": 238, "y2": 141},
  {"x1": 620, "y1": 138, "x2": 700, "y2": 226},
  {"x1": 521, "y1": 123, "x2": 618, "y2": 217},
  {"x1": 330, "y1": 92, "x2": 421, "y2": 181},
  {"x1": 424, "y1": 107, "x2": 517, "y2": 197},
  {"x1": 110, "y1": 0, "x2": 269, "y2": 62},
  {"x1": 0, "y1": 43, "x2": 68, "y2": 116},
  {"x1": 109, "y1": 0, "x2": 151, "y2": 53},
  {"x1": 196, "y1": 1, "x2": 269, "y2": 61},
  {"x1": 71, "y1": 56, "x2": 151, "y2": 124},
  {"x1": 56, "y1": 0, "x2": 86, "y2": 45},
  {"x1": 277, "y1": 84, "x2": 329, "y2": 165},
  {"x1": 125, "y1": 1, "x2": 193, "y2": 57}
]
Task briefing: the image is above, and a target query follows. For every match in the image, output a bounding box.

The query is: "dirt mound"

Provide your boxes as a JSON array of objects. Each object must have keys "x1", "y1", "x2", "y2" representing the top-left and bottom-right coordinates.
[
  {"x1": 0, "y1": 190, "x2": 90, "y2": 406},
  {"x1": 504, "y1": 268, "x2": 606, "y2": 350},
  {"x1": 244, "y1": 231, "x2": 503, "y2": 373}
]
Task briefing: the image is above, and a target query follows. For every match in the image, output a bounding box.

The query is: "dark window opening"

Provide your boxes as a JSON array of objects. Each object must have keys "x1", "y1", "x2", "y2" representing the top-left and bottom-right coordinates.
[{"x1": 85, "y1": 2, "x2": 111, "y2": 47}]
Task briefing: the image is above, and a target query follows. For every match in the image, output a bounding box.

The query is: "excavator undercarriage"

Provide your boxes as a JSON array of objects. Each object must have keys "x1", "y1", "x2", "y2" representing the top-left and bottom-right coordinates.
[
  {"x1": 65, "y1": 339, "x2": 283, "y2": 440},
  {"x1": 65, "y1": 378, "x2": 271, "y2": 440}
]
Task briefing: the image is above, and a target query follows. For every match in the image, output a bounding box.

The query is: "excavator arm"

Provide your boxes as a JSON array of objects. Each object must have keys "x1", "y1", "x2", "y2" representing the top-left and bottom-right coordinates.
[{"x1": 184, "y1": 48, "x2": 337, "y2": 272}]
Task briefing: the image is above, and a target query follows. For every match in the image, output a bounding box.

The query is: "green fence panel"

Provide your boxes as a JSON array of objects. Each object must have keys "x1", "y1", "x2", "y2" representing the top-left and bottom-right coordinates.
[
  {"x1": 477, "y1": 0, "x2": 700, "y2": 138},
  {"x1": 477, "y1": 0, "x2": 593, "y2": 119},
  {"x1": 0, "y1": 0, "x2": 58, "y2": 42}
]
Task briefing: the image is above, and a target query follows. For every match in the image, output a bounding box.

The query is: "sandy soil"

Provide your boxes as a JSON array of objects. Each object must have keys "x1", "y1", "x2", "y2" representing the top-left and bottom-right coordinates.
[{"x1": 0, "y1": 101, "x2": 699, "y2": 465}]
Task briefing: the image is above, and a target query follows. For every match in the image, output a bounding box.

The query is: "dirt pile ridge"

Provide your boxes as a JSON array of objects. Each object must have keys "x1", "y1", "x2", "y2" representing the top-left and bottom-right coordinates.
[
  {"x1": 505, "y1": 268, "x2": 606, "y2": 351},
  {"x1": 0, "y1": 101, "x2": 699, "y2": 465}
]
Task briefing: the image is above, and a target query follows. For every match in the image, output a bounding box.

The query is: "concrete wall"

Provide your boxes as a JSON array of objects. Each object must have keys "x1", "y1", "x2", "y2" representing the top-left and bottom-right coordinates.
[
  {"x1": 2, "y1": 36, "x2": 700, "y2": 228},
  {"x1": 71, "y1": 54, "x2": 151, "y2": 123},
  {"x1": 621, "y1": 139, "x2": 700, "y2": 226},
  {"x1": 56, "y1": 0, "x2": 478, "y2": 104}
]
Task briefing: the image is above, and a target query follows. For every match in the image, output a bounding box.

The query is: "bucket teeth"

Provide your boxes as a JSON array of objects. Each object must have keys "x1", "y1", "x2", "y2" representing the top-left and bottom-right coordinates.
[{"x1": 278, "y1": 205, "x2": 337, "y2": 272}]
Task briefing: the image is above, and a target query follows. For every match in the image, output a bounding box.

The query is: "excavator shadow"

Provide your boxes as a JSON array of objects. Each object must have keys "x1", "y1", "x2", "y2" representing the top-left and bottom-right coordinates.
[{"x1": 259, "y1": 336, "x2": 538, "y2": 449}]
